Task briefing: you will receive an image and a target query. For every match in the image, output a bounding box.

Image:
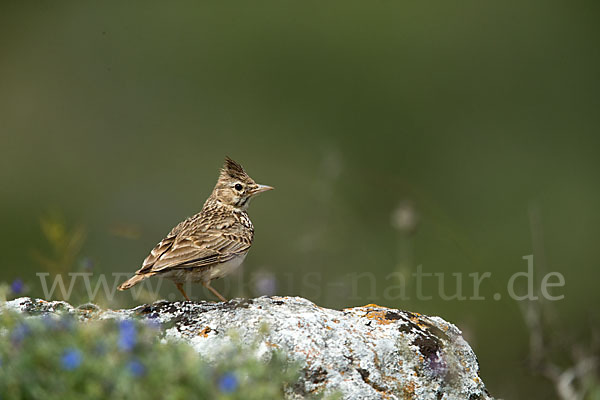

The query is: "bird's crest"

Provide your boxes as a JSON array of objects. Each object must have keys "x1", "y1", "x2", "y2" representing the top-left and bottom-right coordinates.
[{"x1": 220, "y1": 157, "x2": 250, "y2": 182}]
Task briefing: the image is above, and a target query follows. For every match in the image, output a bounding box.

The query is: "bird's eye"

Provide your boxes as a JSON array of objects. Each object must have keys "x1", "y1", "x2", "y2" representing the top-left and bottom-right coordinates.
[{"x1": 234, "y1": 183, "x2": 243, "y2": 191}]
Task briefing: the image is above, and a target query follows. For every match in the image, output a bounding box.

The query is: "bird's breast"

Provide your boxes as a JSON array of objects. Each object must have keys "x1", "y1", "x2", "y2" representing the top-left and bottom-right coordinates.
[{"x1": 205, "y1": 253, "x2": 248, "y2": 281}]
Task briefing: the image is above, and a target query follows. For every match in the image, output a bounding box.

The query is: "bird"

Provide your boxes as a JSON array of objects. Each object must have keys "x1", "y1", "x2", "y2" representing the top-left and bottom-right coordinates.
[{"x1": 118, "y1": 157, "x2": 273, "y2": 302}]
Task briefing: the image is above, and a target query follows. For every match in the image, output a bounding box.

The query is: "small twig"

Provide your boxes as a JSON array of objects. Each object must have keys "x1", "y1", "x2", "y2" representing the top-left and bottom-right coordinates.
[{"x1": 519, "y1": 204, "x2": 598, "y2": 400}]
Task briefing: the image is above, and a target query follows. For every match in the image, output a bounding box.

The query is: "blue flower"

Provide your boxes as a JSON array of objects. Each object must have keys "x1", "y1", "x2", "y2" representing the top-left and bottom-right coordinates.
[
  {"x1": 61, "y1": 348, "x2": 82, "y2": 370},
  {"x1": 10, "y1": 279, "x2": 24, "y2": 294},
  {"x1": 218, "y1": 372, "x2": 238, "y2": 393},
  {"x1": 118, "y1": 320, "x2": 137, "y2": 351},
  {"x1": 11, "y1": 323, "x2": 30, "y2": 344},
  {"x1": 127, "y1": 359, "x2": 146, "y2": 377}
]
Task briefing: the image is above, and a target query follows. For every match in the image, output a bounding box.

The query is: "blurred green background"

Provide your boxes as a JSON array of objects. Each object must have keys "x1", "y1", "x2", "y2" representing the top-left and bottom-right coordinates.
[{"x1": 1, "y1": 1, "x2": 599, "y2": 398}]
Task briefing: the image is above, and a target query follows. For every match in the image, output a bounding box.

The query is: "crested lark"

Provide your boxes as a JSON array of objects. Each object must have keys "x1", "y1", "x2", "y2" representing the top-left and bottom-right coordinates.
[{"x1": 118, "y1": 157, "x2": 273, "y2": 302}]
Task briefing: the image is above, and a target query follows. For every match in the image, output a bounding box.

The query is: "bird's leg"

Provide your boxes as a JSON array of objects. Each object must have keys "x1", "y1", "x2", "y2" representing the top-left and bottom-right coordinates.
[
  {"x1": 175, "y1": 282, "x2": 190, "y2": 301},
  {"x1": 202, "y1": 281, "x2": 227, "y2": 302}
]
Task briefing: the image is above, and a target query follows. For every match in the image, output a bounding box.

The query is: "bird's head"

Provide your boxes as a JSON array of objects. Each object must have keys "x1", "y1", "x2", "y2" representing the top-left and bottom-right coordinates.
[{"x1": 211, "y1": 157, "x2": 273, "y2": 210}]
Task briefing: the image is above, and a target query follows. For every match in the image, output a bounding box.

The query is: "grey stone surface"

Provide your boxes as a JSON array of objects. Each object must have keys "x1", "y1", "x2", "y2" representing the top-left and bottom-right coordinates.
[{"x1": 2, "y1": 296, "x2": 493, "y2": 400}]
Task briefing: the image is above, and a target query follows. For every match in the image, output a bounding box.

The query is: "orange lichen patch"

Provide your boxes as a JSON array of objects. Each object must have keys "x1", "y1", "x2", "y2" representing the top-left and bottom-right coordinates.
[
  {"x1": 362, "y1": 303, "x2": 390, "y2": 309},
  {"x1": 198, "y1": 326, "x2": 212, "y2": 337},
  {"x1": 409, "y1": 315, "x2": 430, "y2": 330},
  {"x1": 304, "y1": 348, "x2": 322, "y2": 361},
  {"x1": 265, "y1": 341, "x2": 280, "y2": 348},
  {"x1": 403, "y1": 380, "x2": 416, "y2": 399},
  {"x1": 332, "y1": 319, "x2": 340, "y2": 323},
  {"x1": 364, "y1": 310, "x2": 396, "y2": 325},
  {"x1": 325, "y1": 325, "x2": 332, "y2": 330},
  {"x1": 373, "y1": 352, "x2": 382, "y2": 368}
]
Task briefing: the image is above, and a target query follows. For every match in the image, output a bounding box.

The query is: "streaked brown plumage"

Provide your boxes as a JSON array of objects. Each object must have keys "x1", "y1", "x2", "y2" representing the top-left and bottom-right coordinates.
[{"x1": 118, "y1": 157, "x2": 273, "y2": 301}]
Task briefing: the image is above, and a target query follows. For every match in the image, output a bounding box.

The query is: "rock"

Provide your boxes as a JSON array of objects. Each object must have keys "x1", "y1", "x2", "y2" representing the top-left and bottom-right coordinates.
[{"x1": 2, "y1": 297, "x2": 493, "y2": 400}]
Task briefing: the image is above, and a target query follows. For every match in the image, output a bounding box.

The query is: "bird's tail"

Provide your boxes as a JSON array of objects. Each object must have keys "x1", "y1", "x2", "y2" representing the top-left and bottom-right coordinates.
[{"x1": 118, "y1": 273, "x2": 153, "y2": 291}]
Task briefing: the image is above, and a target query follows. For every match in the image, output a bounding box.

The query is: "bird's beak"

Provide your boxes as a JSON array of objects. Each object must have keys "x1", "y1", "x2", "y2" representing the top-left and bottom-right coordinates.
[{"x1": 250, "y1": 184, "x2": 274, "y2": 196}]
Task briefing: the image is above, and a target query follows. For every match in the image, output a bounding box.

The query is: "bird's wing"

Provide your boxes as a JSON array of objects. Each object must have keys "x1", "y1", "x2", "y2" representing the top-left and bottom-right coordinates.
[{"x1": 136, "y1": 230, "x2": 251, "y2": 274}]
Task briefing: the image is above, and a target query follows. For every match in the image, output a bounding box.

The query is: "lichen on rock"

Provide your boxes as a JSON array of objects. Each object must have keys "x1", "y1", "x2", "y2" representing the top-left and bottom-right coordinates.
[{"x1": 2, "y1": 296, "x2": 493, "y2": 400}]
